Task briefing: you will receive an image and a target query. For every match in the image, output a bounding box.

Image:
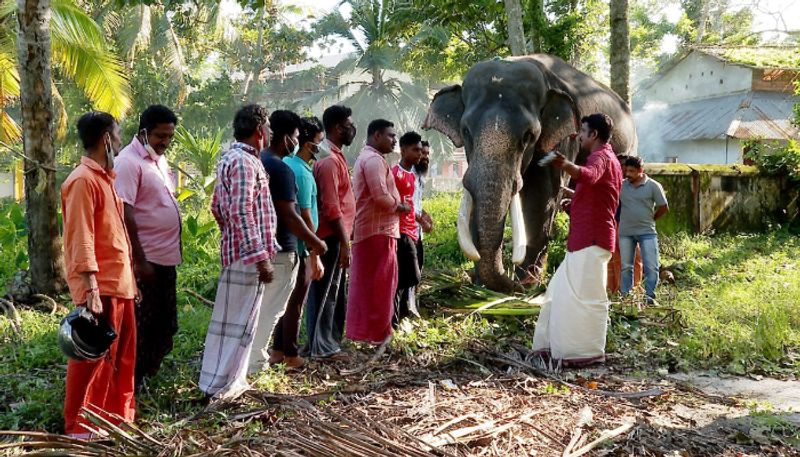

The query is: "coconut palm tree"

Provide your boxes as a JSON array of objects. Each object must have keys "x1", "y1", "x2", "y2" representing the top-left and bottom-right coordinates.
[
  {"x1": 9, "y1": 0, "x2": 130, "y2": 295},
  {"x1": 282, "y1": 0, "x2": 453, "y2": 160},
  {"x1": 0, "y1": 0, "x2": 131, "y2": 141}
]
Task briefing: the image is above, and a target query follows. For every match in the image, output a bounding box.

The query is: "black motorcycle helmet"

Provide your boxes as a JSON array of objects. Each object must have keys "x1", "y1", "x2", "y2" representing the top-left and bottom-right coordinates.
[{"x1": 58, "y1": 307, "x2": 117, "y2": 361}]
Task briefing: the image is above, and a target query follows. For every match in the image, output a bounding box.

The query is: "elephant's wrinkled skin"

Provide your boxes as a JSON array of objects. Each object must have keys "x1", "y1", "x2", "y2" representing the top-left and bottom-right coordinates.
[{"x1": 423, "y1": 55, "x2": 637, "y2": 292}]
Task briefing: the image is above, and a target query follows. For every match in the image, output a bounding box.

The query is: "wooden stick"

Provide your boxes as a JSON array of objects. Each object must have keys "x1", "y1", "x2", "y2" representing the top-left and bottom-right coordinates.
[{"x1": 182, "y1": 288, "x2": 214, "y2": 308}]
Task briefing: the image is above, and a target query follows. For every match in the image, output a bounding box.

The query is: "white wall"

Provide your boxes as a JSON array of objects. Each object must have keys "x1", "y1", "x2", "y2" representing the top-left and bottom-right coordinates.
[
  {"x1": 641, "y1": 53, "x2": 753, "y2": 104},
  {"x1": 653, "y1": 139, "x2": 744, "y2": 164},
  {"x1": 0, "y1": 172, "x2": 14, "y2": 198}
]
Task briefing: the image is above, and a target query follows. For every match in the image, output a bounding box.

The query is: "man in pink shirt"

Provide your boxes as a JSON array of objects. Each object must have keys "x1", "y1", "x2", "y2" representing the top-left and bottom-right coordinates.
[
  {"x1": 346, "y1": 119, "x2": 411, "y2": 347},
  {"x1": 533, "y1": 113, "x2": 623, "y2": 367},
  {"x1": 305, "y1": 105, "x2": 357, "y2": 359},
  {"x1": 114, "y1": 105, "x2": 181, "y2": 389}
]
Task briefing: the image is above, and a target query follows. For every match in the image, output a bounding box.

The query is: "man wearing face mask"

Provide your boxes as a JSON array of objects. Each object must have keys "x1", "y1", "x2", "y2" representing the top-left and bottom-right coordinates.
[
  {"x1": 305, "y1": 105, "x2": 357, "y2": 359},
  {"x1": 272, "y1": 117, "x2": 326, "y2": 369},
  {"x1": 62, "y1": 112, "x2": 136, "y2": 438},
  {"x1": 249, "y1": 110, "x2": 328, "y2": 373},
  {"x1": 412, "y1": 141, "x2": 433, "y2": 278},
  {"x1": 114, "y1": 105, "x2": 181, "y2": 391}
]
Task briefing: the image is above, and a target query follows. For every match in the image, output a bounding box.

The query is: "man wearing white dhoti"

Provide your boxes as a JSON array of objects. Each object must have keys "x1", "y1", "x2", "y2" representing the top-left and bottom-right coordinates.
[
  {"x1": 534, "y1": 113, "x2": 623, "y2": 367},
  {"x1": 199, "y1": 104, "x2": 279, "y2": 399}
]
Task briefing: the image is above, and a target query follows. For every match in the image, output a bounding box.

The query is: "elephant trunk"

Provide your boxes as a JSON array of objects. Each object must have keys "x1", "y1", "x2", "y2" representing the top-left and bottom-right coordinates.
[{"x1": 462, "y1": 161, "x2": 526, "y2": 293}]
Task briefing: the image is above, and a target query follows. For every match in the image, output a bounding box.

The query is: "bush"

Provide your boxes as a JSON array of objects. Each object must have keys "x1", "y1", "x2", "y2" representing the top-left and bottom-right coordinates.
[{"x1": 0, "y1": 199, "x2": 29, "y2": 295}]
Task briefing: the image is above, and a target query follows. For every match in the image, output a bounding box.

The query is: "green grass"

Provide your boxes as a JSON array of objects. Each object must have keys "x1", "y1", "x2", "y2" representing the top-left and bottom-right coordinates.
[{"x1": 2, "y1": 192, "x2": 800, "y2": 433}]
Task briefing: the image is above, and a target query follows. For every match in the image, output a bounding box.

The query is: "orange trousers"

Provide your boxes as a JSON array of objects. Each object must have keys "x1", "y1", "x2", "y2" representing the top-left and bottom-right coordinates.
[
  {"x1": 64, "y1": 296, "x2": 136, "y2": 435},
  {"x1": 607, "y1": 245, "x2": 642, "y2": 293}
]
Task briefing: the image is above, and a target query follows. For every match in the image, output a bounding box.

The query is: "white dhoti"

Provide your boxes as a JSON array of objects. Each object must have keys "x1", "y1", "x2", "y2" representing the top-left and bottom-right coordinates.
[
  {"x1": 533, "y1": 245, "x2": 612, "y2": 365},
  {"x1": 199, "y1": 260, "x2": 265, "y2": 400}
]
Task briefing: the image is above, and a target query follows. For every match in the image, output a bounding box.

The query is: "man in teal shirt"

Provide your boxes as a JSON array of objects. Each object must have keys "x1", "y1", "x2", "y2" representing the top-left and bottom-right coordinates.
[{"x1": 272, "y1": 116, "x2": 325, "y2": 368}]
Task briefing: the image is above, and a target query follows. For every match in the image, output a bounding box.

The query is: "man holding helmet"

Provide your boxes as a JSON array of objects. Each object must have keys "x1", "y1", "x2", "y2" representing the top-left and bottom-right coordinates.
[{"x1": 60, "y1": 111, "x2": 137, "y2": 438}]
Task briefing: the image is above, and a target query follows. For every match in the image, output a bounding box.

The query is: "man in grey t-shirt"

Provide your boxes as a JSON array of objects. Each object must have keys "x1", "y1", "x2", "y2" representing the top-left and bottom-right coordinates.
[{"x1": 618, "y1": 156, "x2": 669, "y2": 302}]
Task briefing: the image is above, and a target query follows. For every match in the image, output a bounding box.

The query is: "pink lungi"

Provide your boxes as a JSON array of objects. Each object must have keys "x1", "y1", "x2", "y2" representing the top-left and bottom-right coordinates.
[{"x1": 346, "y1": 235, "x2": 398, "y2": 344}]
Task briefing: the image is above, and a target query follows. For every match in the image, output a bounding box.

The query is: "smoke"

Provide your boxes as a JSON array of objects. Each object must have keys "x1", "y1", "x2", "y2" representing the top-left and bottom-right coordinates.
[{"x1": 633, "y1": 99, "x2": 671, "y2": 163}]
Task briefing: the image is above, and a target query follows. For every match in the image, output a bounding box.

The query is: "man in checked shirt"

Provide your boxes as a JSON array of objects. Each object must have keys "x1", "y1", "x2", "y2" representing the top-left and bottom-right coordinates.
[{"x1": 198, "y1": 105, "x2": 279, "y2": 400}]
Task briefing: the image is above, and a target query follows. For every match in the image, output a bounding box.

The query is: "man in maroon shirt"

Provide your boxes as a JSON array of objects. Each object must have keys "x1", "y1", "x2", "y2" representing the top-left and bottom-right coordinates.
[{"x1": 533, "y1": 113, "x2": 623, "y2": 367}]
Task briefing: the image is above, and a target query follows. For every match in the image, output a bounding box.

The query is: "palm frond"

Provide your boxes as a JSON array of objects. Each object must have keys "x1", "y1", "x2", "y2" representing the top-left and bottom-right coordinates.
[
  {"x1": 117, "y1": 4, "x2": 152, "y2": 62},
  {"x1": 0, "y1": 0, "x2": 15, "y2": 20},
  {"x1": 152, "y1": 12, "x2": 186, "y2": 105},
  {"x1": 49, "y1": 0, "x2": 131, "y2": 118},
  {"x1": 0, "y1": 110, "x2": 21, "y2": 143}
]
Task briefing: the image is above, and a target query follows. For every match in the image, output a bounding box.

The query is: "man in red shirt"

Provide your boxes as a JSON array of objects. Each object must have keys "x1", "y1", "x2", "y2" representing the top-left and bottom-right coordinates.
[
  {"x1": 305, "y1": 105, "x2": 357, "y2": 359},
  {"x1": 392, "y1": 132, "x2": 423, "y2": 326},
  {"x1": 533, "y1": 113, "x2": 623, "y2": 367}
]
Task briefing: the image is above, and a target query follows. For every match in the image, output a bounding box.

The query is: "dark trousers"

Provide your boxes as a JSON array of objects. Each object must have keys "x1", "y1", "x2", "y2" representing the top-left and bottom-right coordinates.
[
  {"x1": 303, "y1": 236, "x2": 347, "y2": 357},
  {"x1": 135, "y1": 263, "x2": 178, "y2": 388},
  {"x1": 393, "y1": 234, "x2": 421, "y2": 327},
  {"x1": 272, "y1": 255, "x2": 309, "y2": 357}
]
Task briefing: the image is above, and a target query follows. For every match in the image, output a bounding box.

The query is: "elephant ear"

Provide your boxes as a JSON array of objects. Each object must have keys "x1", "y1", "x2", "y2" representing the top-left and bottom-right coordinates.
[
  {"x1": 422, "y1": 85, "x2": 464, "y2": 148},
  {"x1": 538, "y1": 89, "x2": 580, "y2": 153}
]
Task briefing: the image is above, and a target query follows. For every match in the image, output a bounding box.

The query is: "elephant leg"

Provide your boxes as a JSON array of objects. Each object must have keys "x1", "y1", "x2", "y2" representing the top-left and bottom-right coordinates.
[{"x1": 517, "y1": 164, "x2": 562, "y2": 285}]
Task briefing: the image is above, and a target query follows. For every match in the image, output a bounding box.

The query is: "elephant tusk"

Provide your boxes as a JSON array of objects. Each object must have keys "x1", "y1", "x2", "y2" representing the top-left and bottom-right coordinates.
[
  {"x1": 510, "y1": 193, "x2": 526, "y2": 265},
  {"x1": 457, "y1": 191, "x2": 481, "y2": 261}
]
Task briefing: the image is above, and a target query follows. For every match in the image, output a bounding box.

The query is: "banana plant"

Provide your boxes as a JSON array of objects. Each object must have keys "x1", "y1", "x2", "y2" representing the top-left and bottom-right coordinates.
[{"x1": 172, "y1": 126, "x2": 224, "y2": 204}]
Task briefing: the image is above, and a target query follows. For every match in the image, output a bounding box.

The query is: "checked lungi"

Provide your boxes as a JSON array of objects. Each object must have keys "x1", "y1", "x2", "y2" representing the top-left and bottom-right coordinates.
[{"x1": 199, "y1": 259, "x2": 265, "y2": 399}]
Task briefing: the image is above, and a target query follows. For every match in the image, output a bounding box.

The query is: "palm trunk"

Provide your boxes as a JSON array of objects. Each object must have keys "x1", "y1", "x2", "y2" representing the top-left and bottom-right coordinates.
[
  {"x1": 696, "y1": 0, "x2": 709, "y2": 44},
  {"x1": 16, "y1": 0, "x2": 66, "y2": 295},
  {"x1": 504, "y1": 0, "x2": 527, "y2": 56},
  {"x1": 609, "y1": 0, "x2": 631, "y2": 105}
]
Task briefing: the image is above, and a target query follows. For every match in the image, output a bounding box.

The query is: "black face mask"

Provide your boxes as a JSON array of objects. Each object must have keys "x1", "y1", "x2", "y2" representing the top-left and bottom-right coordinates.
[{"x1": 416, "y1": 160, "x2": 429, "y2": 174}]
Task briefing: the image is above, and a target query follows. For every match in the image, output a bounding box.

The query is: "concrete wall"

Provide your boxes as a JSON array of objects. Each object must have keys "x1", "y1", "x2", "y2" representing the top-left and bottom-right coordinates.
[
  {"x1": 0, "y1": 173, "x2": 14, "y2": 198},
  {"x1": 647, "y1": 163, "x2": 794, "y2": 234},
  {"x1": 640, "y1": 53, "x2": 753, "y2": 104},
  {"x1": 651, "y1": 139, "x2": 745, "y2": 165}
]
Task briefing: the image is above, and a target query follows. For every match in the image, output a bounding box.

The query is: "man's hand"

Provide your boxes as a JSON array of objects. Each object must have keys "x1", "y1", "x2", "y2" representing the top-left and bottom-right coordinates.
[
  {"x1": 560, "y1": 186, "x2": 575, "y2": 198},
  {"x1": 560, "y1": 198, "x2": 572, "y2": 213},
  {"x1": 134, "y1": 260, "x2": 156, "y2": 285},
  {"x1": 309, "y1": 254, "x2": 324, "y2": 281},
  {"x1": 550, "y1": 151, "x2": 567, "y2": 169},
  {"x1": 309, "y1": 238, "x2": 328, "y2": 257},
  {"x1": 256, "y1": 259, "x2": 274, "y2": 284},
  {"x1": 397, "y1": 202, "x2": 412, "y2": 213},
  {"x1": 338, "y1": 243, "x2": 351, "y2": 269},
  {"x1": 420, "y1": 212, "x2": 433, "y2": 233},
  {"x1": 86, "y1": 287, "x2": 103, "y2": 314}
]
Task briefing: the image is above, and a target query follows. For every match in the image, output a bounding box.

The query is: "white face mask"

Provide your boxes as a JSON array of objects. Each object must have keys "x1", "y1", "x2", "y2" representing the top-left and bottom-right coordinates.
[{"x1": 141, "y1": 129, "x2": 160, "y2": 161}]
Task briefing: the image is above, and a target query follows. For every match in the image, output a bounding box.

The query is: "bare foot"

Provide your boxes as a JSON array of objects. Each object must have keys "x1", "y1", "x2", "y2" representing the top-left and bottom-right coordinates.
[
  {"x1": 268, "y1": 350, "x2": 285, "y2": 365},
  {"x1": 284, "y1": 356, "x2": 305, "y2": 369}
]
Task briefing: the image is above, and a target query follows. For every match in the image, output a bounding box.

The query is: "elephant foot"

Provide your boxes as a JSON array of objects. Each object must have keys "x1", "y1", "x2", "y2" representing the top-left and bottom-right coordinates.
[{"x1": 475, "y1": 269, "x2": 519, "y2": 294}]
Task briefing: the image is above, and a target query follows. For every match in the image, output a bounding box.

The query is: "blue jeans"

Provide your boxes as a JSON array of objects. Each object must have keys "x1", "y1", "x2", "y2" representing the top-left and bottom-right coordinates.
[{"x1": 619, "y1": 234, "x2": 660, "y2": 299}]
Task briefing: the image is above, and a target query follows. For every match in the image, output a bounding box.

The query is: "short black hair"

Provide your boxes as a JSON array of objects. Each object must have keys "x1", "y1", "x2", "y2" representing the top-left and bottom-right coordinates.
[
  {"x1": 421, "y1": 140, "x2": 430, "y2": 148},
  {"x1": 77, "y1": 111, "x2": 116, "y2": 149},
  {"x1": 581, "y1": 113, "x2": 613, "y2": 143},
  {"x1": 616, "y1": 154, "x2": 630, "y2": 164},
  {"x1": 322, "y1": 105, "x2": 352, "y2": 133},
  {"x1": 299, "y1": 116, "x2": 323, "y2": 146},
  {"x1": 400, "y1": 131, "x2": 422, "y2": 147},
  {"x1": 624, "y1": 156, "x2": 643, "y2": 169},
  {"x1": 269, "y1": 110, "x2": 301, "y2": 140},
  {"x1": 367, "y1": 119, "x2": 394, "y2": 137},
  {"x1": 138, "y1": 105, "x2": 178, "y2": 132},
  {"x1": 233, "y1": 104, "x2": 269, "y2": 141}
]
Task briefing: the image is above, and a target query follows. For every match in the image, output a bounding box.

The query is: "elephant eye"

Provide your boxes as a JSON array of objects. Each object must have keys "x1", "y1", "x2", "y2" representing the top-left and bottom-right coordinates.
[
  {"x1": 462, "y1": 126, "x2": 472, "y2": 145},
  {"x1": 522, "y1": 130, "x2": 535, "y2": 148}
]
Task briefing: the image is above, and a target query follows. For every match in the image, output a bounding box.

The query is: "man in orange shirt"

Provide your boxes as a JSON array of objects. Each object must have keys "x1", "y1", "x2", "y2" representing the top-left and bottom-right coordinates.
[{"x1": 61, "y1": 112, "x2": 137, "y2": 438}]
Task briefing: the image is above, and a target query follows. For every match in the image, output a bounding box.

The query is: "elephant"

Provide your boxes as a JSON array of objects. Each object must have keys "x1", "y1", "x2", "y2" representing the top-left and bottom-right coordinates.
[{"x1": 422, "y1": 54, "x2": 637, "y2": 292}]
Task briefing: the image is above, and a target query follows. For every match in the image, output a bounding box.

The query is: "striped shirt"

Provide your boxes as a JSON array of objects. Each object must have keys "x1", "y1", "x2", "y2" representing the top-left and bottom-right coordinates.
[{"x1": 211, "y1": 142, "x2": 278, "y2": 267}]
